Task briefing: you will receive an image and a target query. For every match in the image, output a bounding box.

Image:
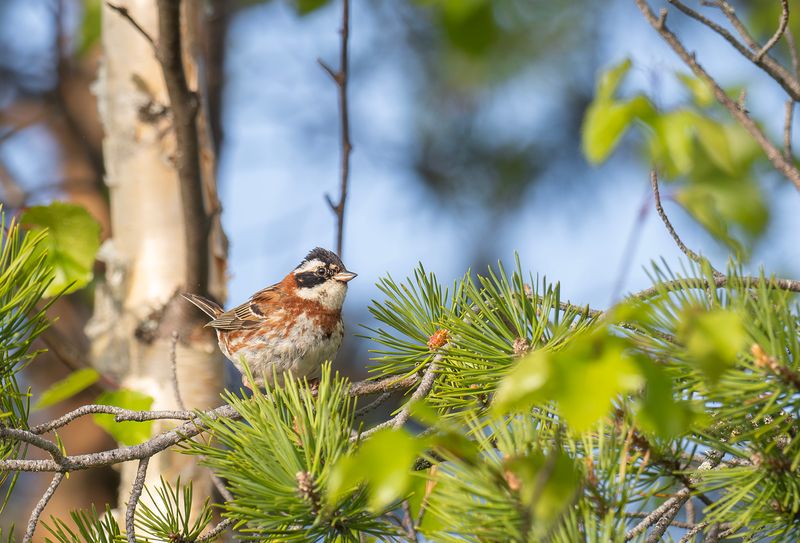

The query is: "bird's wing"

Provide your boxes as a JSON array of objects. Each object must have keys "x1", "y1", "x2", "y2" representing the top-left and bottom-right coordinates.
[{"x1": 205, "y1": 284, "x2": 283, "y2": 331}]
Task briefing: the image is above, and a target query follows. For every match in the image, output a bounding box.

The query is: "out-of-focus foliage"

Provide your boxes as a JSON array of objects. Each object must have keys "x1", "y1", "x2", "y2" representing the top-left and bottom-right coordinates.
[
  {"x1": 0, "y1": 209, "x2": 55, "y2": 517},
  {"x1": 21, "y1": 202, "x2": 101, "y2": 297},
  {"x1": 34, "y1": 367, "x2": 100, "y2": 410},
  {"x1": 93, "y1": 389, "x2": 154, "y2": 446},
  {"x1": 582, "y1": 59, "x2": 768, "y2": 257}
]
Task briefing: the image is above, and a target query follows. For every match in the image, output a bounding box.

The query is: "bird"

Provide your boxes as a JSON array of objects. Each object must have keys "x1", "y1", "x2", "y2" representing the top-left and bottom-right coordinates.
[{"x1": 183, "y1": 247, "x2": 357, "y2": 387}]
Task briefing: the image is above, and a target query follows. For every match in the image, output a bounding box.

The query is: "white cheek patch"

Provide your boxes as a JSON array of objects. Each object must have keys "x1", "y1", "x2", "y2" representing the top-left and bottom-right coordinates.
[{"x1": 295, "y1": 280, "x2": 347, "y2": 310}]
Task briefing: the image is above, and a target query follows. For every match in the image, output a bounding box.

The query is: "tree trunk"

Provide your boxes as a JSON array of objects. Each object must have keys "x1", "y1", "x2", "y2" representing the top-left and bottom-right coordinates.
[{"x1": 88, "y1": 0, "x2": 228, "y2": 513}]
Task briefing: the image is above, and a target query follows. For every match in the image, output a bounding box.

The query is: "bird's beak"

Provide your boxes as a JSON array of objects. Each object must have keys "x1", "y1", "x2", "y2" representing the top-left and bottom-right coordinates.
[{"x1": 333, "y1": 271, "x2": 357, "y2": 283}]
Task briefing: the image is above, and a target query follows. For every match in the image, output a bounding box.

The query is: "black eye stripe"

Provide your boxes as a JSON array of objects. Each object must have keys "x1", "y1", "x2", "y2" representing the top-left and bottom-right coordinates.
[{"x1": 295, "y1": 271, "x2": 327, "y2": 288}]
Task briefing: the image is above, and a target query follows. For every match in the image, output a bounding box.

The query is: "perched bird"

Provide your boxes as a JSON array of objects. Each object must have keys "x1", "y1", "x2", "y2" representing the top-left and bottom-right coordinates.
[{"x1": 183, "y1": 247, "x2": 357, "y2": 387}]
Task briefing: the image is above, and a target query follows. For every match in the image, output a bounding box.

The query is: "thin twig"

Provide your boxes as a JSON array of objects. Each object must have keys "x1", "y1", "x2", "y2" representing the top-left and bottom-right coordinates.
[
  {"x1": 786, "y1": 29, "x2": 800, "y2": 79},
  {"x1": 196, "y1": 517, "x2": 233, "y2": 543},
  {"x1": 624, "y1": 512, "x2": 698, "y2": 529},
  {"x1": 319, "y1": 0, "x2": 352, "y2": 257},
  {"x1": 211, "y1": 472, "x2": 234, "y2": 502},
  {"x1": 636, "y1": 1, "x2": 800, "y2": 190},
  {"x1": 755, "y1": 0, "x2": 790, "y2": 62},
  {"x1": 0, "y1": 428, "x2": 66, "y2": 465},
  {"x1": 678, "y1": 521, "x2": 709, "y2": 543},
  {"x1": 105, "y1": 2, "x2": 156, "y2": 49},
  {"x1": 22, "y1": 472, "x2": 64, "y2": 543},
  {"x1": 650, "y1": 170, "x2": 705, "y2": 266},
  {"x1": 610, "y1": 182, "x2": 651, "y2": 303},
  {"x1": 392, "y1": 358, "x2": 440, "y2": 429},
  {"x1": 126, "y1": 457, "x2": 150, "y2": 543},
  {"x1": 667, "y1": 0, "x2": 800, "y2": 100},
  {"x1": 354, "y1": 391, "x2": 392, "y2": 417},
  {"x1": 170, "y1": 331, "x2": 187, "y2": 411},
  {"x1": 625, "y1": 452, "x2": 721, "y2": 541},
  {"x1": 401, "y1": 499, "x2": 419, "y2": 542},
  {"x1": 156, "y1": 0, "x2": 210, "y2": 295},
  {"x1": 30, "y1": 404, "x2": 198, "y2": 434},
  {"x1": 785, "y1": 100, "x2": 794, "y2": 160}
]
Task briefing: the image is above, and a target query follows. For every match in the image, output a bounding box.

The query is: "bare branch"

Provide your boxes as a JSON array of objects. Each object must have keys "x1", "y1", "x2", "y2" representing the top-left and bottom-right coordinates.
[
  {"x1": 30, "y1": 404, "x2": 197, "y2": 435},
  {"x1": 0, "y1": 427, "x2": 66, "y2": 465},
  {"x1": 667, "y1": 0, "x2": 800, "y2": 100},
  {"x1": 636, "y1": 0, "x2": 800, "y2": 190},
  {"x1": 392, "y1": 358, "x2": 439, "y2": 430},
  {"x1": 678, "y1": 521, "x2": 709, "y2": 543},
  {"x1": 650, "y1": 170, "x2": 706, "y2": 267},
  {"x1": 22, "y1": 472, "x2": 64, "y2": 543},
  {"x1": 106, "y1": 2, "x2": 156, "y2": 50},
  {"x1": 170, "y1": 331, "x2": 187, "y2": 411},
  {"x1": 785, "y1": 100, "x2": 795, "y2": 160},
  {"x1": 786, "y1": 29, "x2": 800, "y2": 79},
  {"x1": 319, "y1": 0, "x2": 353, "y2": 257},
  {"x1": 2, "y1": 374, "x2": 421, "y2": 473},
  {"x1": 125, "y1": 457, "x2": 149, "y2": 543},
  {"x1": 355, "y1": 391, "x2": 392, "y2": 417},
  {"x1": 626, "y1": 452, "x2": 721, "y2": 541},
  {"x1": 401, "y1": 499, "x2": 419, "y2": 543},
  {"x1": 196, "y1": 518, "x2": 233, "y2": 543},
  {"x1": 755, "y1": 0, "x2": 790, "y2": 62},
  {"x1": 156, "y1": 0, "x2": 210, "y2": 295}
]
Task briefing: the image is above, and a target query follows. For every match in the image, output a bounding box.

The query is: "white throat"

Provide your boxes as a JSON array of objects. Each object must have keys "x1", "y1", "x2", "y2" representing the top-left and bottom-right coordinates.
[{"x1": 296, "y1": 279, "x2": 348, "y2": 310}]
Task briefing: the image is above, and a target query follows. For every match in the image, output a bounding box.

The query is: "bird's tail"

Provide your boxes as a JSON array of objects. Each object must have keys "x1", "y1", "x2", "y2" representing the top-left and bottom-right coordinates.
[{"x1": 182, "y1": 293, "x2": 223, "y2": 319}]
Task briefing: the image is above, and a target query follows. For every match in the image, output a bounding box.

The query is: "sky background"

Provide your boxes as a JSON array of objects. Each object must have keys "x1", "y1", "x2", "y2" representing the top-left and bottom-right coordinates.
[
  {"x1": 1, "y1": 0, "x2": 799, "y2": 373},
  {"x1": 215, "y1": 0, "x2": 800, "y2": 375}
]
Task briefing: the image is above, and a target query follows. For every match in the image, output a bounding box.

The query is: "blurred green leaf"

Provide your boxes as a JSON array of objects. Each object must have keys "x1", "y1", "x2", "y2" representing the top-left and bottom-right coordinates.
[
  {"x1": 676, "y1": 174, "x2": 768, "y2": 256},
  {"x1": 695, "y1": 117, "x2": 736, "y2": 174},
  {"x1": 21, "y1": 202, "x2": 101, "y2": 298},
  {"x1": 596, "y1": 58, "x2": 631, "y2": 101},
  {"x1": 93, "y1": 389, "x2": 153, "y2": 445},
  {"x1": 582, "y1": 96, "x2": 654, "y2": 164},
  {"x1": 652, "y1": 109, "x2": 696, "y2": 176},
  {"x1": 677, "y1": 73, "x2": 715, "y2": 107},
  {"x1": 503, "y1": 450, "x2": 580, "y2": 522},
  {"x1": 635, "y1": 363, "x2": 695, "y2": 437},
  {"x1": 678, "y1": 307, "x2": 747, "y2": 383},
  {"x1": 34, "y1": 368, "x2": 99, "y2": 410},
  {"x1": 292, "y1": 0, "x2": 331, "y2": 15},
  {"x1": 493, "y1": 349, "x2": 554, "y2": 414},
  {"x1": 329, "y1": 428, "x2": 422, "y2": 512},
  {"x1": 494, "y1": 332, "x2": 644, "y2": 432},
  {"x1": 77, "y1": 0, "x2": 101, "y2": 56},
  {"x1": 554, "y1": 335, "x2": 644, "y2": 432}
]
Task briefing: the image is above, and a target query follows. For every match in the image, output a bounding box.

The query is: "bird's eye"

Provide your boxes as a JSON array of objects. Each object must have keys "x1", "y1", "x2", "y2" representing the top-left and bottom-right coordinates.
[{"x1": 316, "y1": 268, "x2": 326, "y2": 277}]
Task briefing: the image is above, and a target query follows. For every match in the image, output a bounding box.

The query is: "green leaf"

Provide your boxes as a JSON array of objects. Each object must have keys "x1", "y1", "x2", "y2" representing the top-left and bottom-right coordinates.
[
  {"x1": 93, "y1": 389, "x2": 153, "y2": 445},
  {"x1": 678, "y1": 307, "x2": 747, "y2": 383},
  {"x1": 503, "y1": 450, "x2": 580, "y2": 522},
  {"x1": 329, "y1": 428, "x2": 422, "y2": 512},
  {"x1": 494, "y1": 332, "x2": 644, "y2": 432},
  {"x1": 695, "y1": 117, "x2": 736, "y2": 174},
  {"x1": 652, "y1": 109, "x2": 696, "y2": 176},
  {"x1": 676, "y1": 174, "x2": 768, "y2": 255},
  {"x1": 34, "y1": 368, "x2": 99, "y2": 410},
  {"x1": 596, "y1": 58, "x2": 632, "y2": 101},
  {"x1": 677, "y1": 73, "x2": 714, "y2": 107},
  {"x1": 582, "y1": 96, "x2": 654, "y2": 164},
  {"x1": 21, "y1": 202, "x2": 101, "y2": 298},
  {"x1": 292, "y1": 0, "x2": 331, "y2": 14},
  {"x1": 77, "y1": 0, "x2": 102, "y2": 56},
  {"x1": 555, "y1": 337, "x2": 644, "y2": 432},
  {"x1": 635, "y1": 363, "x2": 695, "y2": 437},
  {"x1": 492, "y1": 349, "x2": 555, "y2": 414}
]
